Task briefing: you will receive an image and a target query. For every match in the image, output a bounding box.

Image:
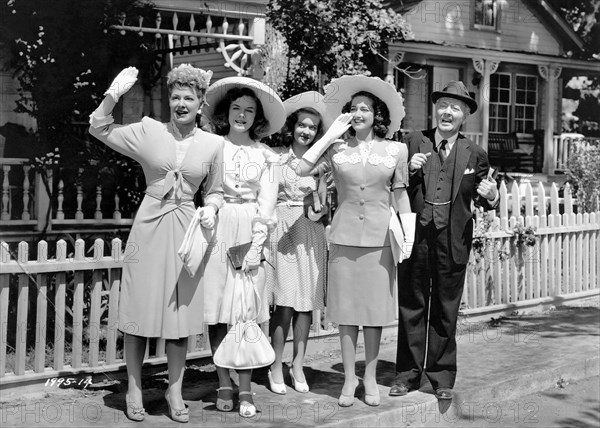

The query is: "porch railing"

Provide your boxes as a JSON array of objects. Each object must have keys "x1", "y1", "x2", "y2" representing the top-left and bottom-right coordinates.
[
  {"x1": 1, "y1": 180, "x2": 598, "y2": 386},
  {"x1": 553, "y1": 134, "x2": 600, "y2": 173},
  {"x1": 0, "y1": 158, "x2": 135, "y2": 239}
]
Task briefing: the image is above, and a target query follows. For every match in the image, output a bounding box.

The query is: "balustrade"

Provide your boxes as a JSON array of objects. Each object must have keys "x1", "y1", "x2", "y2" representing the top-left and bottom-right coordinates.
[{"x1": 0, "y1": 158, "x2": 135, "y2": 238}]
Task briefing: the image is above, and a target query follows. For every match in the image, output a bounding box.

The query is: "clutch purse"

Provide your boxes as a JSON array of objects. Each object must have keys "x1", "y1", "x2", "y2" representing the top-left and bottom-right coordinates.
[
  {"x1": 389, "y1": 207, "x2": 416, "y2": 265},
  {"x1": 303, "y1": 190, "x2": 322, "y2": 218},
  {"x1": 177, "y1": 207, "x2": 213, "y2": 277},
  {"x1": 226, "y1": 242, "x2": 266, "y2": 270}
]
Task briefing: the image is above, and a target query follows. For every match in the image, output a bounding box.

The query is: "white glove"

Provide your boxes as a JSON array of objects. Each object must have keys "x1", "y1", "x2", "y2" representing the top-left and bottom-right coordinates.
[
  {"x1": 242, "y1": 222, "x2": 268, "y2": 272},
  {"x1": 199, "y1": 205, "x2": 216, "y2": 229},
  {"x1": 302, "y1": 113, "x2": 353, "y2": 164},
  {"x1": 104, "y1": 67, "x2": 139, "y2": 103}
]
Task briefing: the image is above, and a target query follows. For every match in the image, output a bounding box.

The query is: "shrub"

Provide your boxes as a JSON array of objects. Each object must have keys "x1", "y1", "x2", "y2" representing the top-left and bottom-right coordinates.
[{"x1": 566, "y1": 138, "x2": 600, "y2": 212}]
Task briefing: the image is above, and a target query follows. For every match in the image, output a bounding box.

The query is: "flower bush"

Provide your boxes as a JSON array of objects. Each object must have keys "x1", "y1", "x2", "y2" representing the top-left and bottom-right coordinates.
[{"x1": 566, "y1": 138, "x2": 600, "y2": 212}]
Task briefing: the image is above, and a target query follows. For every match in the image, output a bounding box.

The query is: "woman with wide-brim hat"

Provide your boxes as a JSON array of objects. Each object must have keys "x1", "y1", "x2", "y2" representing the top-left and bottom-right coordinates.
[
  {"x1": 294, "y1": 75, "x2": 412, "y2": 407},
  {"x1": 264, "y1": 91, "x2": 332, "y2": 395},
  {"x1": 199, "y1": 76, "x2": 285, "y2": 418}
]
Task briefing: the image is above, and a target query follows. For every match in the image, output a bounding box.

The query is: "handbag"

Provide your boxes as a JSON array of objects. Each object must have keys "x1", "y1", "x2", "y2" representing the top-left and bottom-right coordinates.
[
  {"x1": 178, "y1": 207, "x2": 213, "y2": 277},
  {"x1": 389, "y1": 207, "x2": 416, "y2": 264},
  {"x1": 213, "y1": 271, "x2": 275, "y2": 370},
  {"x1": 226, "y1": 242, "x2": 266, "y2": 270}
]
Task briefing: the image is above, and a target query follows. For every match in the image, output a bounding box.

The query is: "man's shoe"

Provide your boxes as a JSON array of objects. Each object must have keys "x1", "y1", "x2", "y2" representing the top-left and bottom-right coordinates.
[
  {"x1": 435, "y1": 388, "x2": 453, "y2": 400},
  {"x1": 389, "y1": 383, "x2": 411, "y2": 396}
]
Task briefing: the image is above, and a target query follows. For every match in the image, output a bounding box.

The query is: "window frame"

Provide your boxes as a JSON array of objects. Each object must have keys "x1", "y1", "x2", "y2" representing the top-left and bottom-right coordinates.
[
  {"x1": 513, "y1": 74, "x2": 538, "y2": 134},
  {"x1": 489, "y1": 72, "x2": 512, "y2": 134},
  {"x1": 473, "y1": 0, "x2": 502, "y2": 32},
  {"x1": 488, "y1": 72, "x2": 538, "y2": 135}
]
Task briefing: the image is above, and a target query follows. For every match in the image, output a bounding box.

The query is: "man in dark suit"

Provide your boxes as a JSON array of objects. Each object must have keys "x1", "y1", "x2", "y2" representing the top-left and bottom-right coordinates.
[{"x1": 391, "y1": 81, "x2": 499, "y2": 400}]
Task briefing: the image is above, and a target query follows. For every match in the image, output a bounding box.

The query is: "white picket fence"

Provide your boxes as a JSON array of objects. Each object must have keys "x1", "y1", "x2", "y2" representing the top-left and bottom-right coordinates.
[{"x1": 0, "y1": 181, "x2": 598, "y2": 386}]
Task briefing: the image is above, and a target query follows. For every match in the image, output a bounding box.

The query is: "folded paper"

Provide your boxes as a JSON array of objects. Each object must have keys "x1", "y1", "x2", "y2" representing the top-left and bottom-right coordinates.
[{"x1": 389, "y1": 207, "x2": 416, "y2": 264}]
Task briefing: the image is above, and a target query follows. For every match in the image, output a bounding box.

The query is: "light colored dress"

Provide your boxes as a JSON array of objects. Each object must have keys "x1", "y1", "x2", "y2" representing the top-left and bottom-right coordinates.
[
  {"x1": 200, "y1": 138, "x2": 280, "y2": 325},
  {"x1": 89, "y1": 116, "x2": 224, "y2": 339},
  {"x1": 265, "y1": 147, "x2": 327, "y2": 312},
  {"x1": 313, "y1": 138, "x2": 408, "y2": 326}
]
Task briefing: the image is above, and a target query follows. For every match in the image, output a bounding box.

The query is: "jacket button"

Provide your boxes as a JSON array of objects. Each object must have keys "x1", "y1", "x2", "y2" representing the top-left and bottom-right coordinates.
[
  {"x1": 359, "y1": 199, "x2": 365, "y2": 205},
  {"x1": 360, "y1": 184, "x2": 365, "y2": 190},
  {"x1": 359, "y1": 214, "x2": 364, "y2": 220}
]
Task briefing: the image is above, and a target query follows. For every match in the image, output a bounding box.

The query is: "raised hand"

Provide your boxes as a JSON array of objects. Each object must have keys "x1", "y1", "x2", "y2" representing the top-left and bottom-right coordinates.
[
  {"x1": 322, "y1": 113, "x2": 353, "y2": 142},
  {"x1": 303, "y1": 113, "x2": 353, "y2": 164},
  {"x1": 104, "y1": 67, "x2": 139, "y2": 103}
]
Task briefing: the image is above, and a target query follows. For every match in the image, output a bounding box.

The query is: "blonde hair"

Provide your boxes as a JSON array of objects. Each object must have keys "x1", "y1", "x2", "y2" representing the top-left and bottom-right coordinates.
[{"x1": 166, "y1": 64, "x2": 213, "y2": 95}]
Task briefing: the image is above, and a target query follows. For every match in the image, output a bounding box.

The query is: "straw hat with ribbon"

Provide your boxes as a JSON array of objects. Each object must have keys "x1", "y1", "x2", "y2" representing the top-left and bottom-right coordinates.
[
  {"x1": 283, "y1": 91, "x2": 334, "y2": 131},
  {"x1": 203, "y1": 76, "x2": 286, "y2": 137},
  {"x1": 323, "y1": 75, "x2": 405, "y2": 139}
]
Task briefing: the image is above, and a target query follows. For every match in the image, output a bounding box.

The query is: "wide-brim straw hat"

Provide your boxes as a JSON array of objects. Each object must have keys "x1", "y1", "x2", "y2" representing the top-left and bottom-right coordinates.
[
  {"x1": 203, "y1": 76, "x2": 286, "y2": 137},
  {"x1": 323, "y1": 75, "x2": 405, "y2": 138},
  {"x1": 431, "y1": 80, "x2": 478, "y2": 113},
  {"x1": 283, "y1": 91, "x2": 334, "y2": 130}
]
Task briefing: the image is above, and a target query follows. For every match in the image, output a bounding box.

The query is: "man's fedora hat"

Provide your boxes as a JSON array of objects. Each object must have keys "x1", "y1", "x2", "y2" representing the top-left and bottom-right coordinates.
[{"x1": 431, "y1": 81, "x2": 478, "y2": 113}]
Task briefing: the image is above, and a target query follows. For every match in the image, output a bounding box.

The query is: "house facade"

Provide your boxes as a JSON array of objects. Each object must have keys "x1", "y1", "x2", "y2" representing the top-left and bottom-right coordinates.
[
  {"x1": 385, "y1": 0, "x2": 600, "y2": 174},
  {"x1": 1, "y1": 0, "x2": 599, "y2": 238}
]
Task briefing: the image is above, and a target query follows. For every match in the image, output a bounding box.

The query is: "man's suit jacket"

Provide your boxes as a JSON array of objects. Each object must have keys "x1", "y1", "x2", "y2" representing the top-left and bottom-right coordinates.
[{"x1": 403, "y1": 129, "x2": 497, "y2": 265}]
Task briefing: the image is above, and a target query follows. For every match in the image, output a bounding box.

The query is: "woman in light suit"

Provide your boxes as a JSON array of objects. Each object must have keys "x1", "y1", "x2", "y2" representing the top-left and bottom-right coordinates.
[{"x1": 294, "y1": 75, "x2": 412, "y2": 407}]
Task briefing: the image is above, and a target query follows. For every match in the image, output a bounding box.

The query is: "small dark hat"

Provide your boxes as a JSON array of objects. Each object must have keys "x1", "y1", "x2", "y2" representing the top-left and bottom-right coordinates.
[{"x1": 431, "y1": 81, "x2": 478, "y2": 113}]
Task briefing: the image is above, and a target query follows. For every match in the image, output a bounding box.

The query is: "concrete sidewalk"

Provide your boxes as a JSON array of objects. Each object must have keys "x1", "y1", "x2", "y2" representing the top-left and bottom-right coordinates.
[{"x1": 1, "y1": 297, "x2": 599, "y2": 427}]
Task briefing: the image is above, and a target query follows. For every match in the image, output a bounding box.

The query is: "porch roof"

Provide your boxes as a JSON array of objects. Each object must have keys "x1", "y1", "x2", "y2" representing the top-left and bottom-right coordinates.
[{"x1": 390, "y1": 40, "x2": 600, "y2": 75}]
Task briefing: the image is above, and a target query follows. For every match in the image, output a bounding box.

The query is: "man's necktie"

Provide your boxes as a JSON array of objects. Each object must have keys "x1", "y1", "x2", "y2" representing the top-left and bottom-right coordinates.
[{"x1": 438, "y1": 139, "x2": 448, "y2": 163}]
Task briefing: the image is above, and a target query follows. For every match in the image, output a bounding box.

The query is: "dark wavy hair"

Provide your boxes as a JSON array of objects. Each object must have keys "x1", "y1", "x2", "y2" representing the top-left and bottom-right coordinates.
[
  {"x1": 274, "y1": 107, "x2": 325, "y2": 147},
  {"x1": 211, "y1": 87, "x2": 270, "y2": 140},
  {"x1": 341, "y1": 91, "x2": 390, "y2": 139}
]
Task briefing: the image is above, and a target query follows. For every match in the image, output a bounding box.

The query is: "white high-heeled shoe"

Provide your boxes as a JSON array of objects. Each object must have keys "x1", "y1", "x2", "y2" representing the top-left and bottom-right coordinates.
[
  {"x1": 239, "y1": 391, "x2": 256, "y2": 418},
  {"x1": 290, "y1": 370, "x2": 309, "y2": 393},
  {"x1": 268, "y1": 370, "x2": 287, "y2": 395}
]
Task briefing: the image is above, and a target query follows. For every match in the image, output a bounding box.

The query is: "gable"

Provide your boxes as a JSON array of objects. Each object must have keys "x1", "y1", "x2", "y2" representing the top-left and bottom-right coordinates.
[{"x1": 401, "y1": 0, "x2": 564, "y2": 56}]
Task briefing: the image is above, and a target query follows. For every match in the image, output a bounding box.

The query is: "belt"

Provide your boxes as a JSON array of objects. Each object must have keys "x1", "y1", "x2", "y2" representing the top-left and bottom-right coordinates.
[
  {"x1": 277, "y1": 201, "x2": 304, "y2": 207},
  {"x1": 144, "y1": 190, "x2": 193, "y2": 202},
  {"x1": 425, "y1": 200, "x2": 451, "y2": 206},
  {"x1": 224, "y1": 197, "x2": 257, "y2": 204}
]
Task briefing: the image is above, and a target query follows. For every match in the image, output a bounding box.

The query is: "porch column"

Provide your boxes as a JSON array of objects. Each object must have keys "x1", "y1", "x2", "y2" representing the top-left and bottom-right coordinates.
[
  {"x1": 473, "y1": 59, "x2": 500, "y2": 151},
  {"x1": 538, "y1": 65, "x2": 562, "y2": 174}
]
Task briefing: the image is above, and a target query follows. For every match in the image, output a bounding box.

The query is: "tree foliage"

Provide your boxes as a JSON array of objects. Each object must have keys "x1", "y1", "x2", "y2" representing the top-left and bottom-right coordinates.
[
  {"x1": 553, "y1": 0, "x2": 600, "y2": 59},
  {"x1": 267, "y1": 0, "x2": 412, "y2": 98},
  {"x1": 0, "y1": 0, "x2": 157, "y2": 145},
  {"x1": 0, "y1": 0, "x2": 159, "y2": 225}
]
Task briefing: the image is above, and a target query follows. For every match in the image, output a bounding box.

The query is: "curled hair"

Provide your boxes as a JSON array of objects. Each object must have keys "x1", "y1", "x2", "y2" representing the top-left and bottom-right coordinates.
[
  {"x1": 211, "y1": 87, "x2": 270, "y2": 140},
  {"x1": 166, "y1": 64, "x2": 212, "y2": 100},
  {"x1": 341, "y1": 91, "x2": 390, "y2": 139},
  {"x1": 275, "y1": 107, "x2": 325, "y2": 147}
]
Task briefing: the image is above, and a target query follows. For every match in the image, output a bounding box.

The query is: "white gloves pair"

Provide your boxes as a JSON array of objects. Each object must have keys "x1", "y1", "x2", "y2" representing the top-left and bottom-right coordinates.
[
  {"x1": 302, "y1": 113, "x2": 354, "y2": 164},
  {"x1": 104, "y1": 67, "x2": 139, "y2": 103}
]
